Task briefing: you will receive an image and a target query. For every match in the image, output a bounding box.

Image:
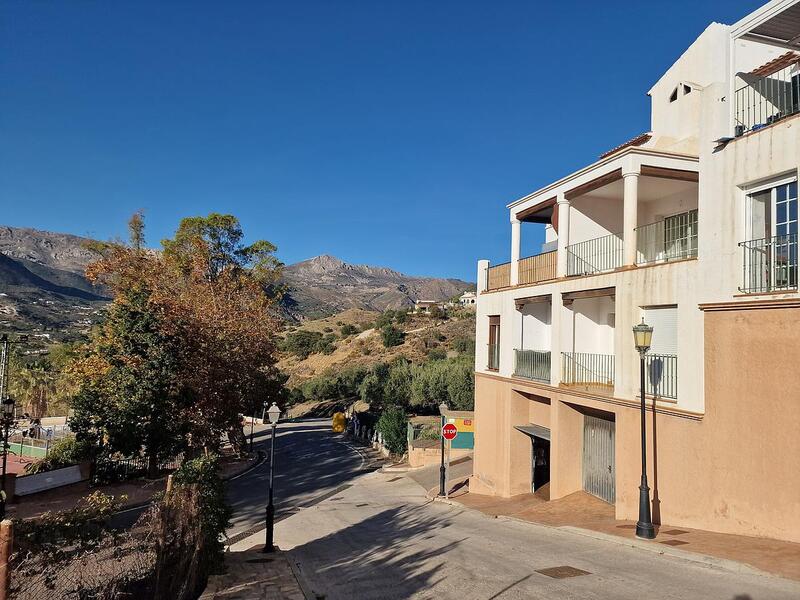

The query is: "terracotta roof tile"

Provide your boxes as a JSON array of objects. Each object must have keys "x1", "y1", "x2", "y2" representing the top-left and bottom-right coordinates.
[
  {"x1": 749, "y1": 51, "x2": 800, "y2": 78},
  {"x1": 599, "y1": 132, "x2": 652, "y2": 159}
]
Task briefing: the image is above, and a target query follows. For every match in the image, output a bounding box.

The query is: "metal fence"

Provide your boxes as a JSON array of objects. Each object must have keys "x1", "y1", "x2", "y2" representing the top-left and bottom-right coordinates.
[
  {"x1": 561, "y1": 352, "x2": 615, "y2": 390},
  {"x1": 487, "y1": 344, "x2": 500, "y2": 370},
  {"x1": 93, "y1": 452, "x2": 184, "y2": 483},
  {"x1": 734, "y1": 64, "x2": 800, "y2": 135},
  {"x1": 644, "y1": 354, "x2": 677, "y2": 399},
  {"x1": 514, "y1": 349, "x2": 551, "y2": 382},
  {"x1": 636, "y1": 210, "x2": 698, "y2": 265},
  {"x1": 518, "y1": 251, "x2": 557, "y2": 285},
  {"x1": 486, "y1": 262, "x2": 511, "y2": 290},
  {"x1": 739, "y1": 234, "x2": 798, "y2": 293},
  {"x1": 566, "y1": 233, "x2": 623, "y2": 276}
]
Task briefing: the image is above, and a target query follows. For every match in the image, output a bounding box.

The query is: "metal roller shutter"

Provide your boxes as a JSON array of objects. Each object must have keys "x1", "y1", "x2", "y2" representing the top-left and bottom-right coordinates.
[{"x1": 643, "y1": 306, "x2": 678, "y2": 355}]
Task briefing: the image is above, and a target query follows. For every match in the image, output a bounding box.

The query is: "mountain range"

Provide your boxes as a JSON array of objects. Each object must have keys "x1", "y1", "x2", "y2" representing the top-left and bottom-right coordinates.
[{"x1": 0, "y1": 226, "x2": 473, "y2": 338}]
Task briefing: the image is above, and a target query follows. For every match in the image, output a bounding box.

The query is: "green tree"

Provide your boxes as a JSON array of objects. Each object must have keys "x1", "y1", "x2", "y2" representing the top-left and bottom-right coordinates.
[
  {"x1": 383, "y1": 359, "x2": 412, "y2": 408},
  {"x1": 376, "y1": 406, "x2": 408, "y2": 454},
  {"x1": 381, "y1": 325, "x2": 405, "y2": 347}
]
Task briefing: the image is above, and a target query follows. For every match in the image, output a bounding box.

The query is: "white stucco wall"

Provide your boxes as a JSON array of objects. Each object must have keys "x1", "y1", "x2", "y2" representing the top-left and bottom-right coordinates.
[{"x1": 519, "y1": 301, "x2": 551, "y2": 351}]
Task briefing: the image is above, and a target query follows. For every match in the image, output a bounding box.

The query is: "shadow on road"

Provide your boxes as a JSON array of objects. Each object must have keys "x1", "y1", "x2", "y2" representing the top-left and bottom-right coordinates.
[{"x1": 290, "y1": 503, "x2": 467, "y2": 600}]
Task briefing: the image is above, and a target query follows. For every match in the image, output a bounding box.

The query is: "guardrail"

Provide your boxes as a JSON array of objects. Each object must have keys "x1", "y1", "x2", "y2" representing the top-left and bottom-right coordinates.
[
  {"x1": 636, "y1": 210, "x2": 698, "y2": 265},
  {"x1": 518, "y1": 251, "x2": 557, "y2": 285},
  {"x1": 739, "y1": 233, "x2": 798, "y2": 293},
  {"x1": 93, "y1": 452, "x2": 184, "y2": 483},
  {"x1": 561, "y1": 352, "x2": 615, "y2": 390},
  {"x1": 734, "y1": 64, "x2": 800, "y2": 135},
  {"x1": 567, "y1": 233, "x2": 623, "y2": 276},
  {"x1": 645, "y1": 354, "x2": 677, "y2": 399},
  {"x1": 514, "y1": 349, "x2": 551, "y2": 382}
]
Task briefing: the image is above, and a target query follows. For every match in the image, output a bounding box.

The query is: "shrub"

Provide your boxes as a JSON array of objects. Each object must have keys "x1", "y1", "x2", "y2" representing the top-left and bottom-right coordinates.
[
  {"x1": 394, "y1": 311, "x2": 408, "y2": 324},
  {"x1": 381, "y1": 325, "x2": 405, "y2": 348},
  {"x1": 340, "y1": 324, "x2": 357, "y2": 336},
  {"x1": 427, "y1": 347, "x2": 447, "y2": 361},
  {"x1": 376, "y1": 406, "x2": 408, "y2": 454},
  {"x1": 24, "y1": 436, "x2": 94, "y2": 474},
  {"x1": 452, "y1": 336, "x2": 475, "y2": 355}
]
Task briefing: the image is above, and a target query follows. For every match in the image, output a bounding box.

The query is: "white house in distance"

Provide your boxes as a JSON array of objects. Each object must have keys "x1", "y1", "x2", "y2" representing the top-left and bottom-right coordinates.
[
  {"x1": 458, "y1": 291, "x2": 477, "y2": 307},
  {"x1": 472, "y1": 0, "x2": 800, "y2": 543}
]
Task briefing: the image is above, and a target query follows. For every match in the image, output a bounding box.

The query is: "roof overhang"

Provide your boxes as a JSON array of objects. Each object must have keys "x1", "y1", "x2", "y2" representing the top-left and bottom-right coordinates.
[
  {"x1": 731, "y1": 0, "x2": 800, "y2": 51},
  {"x1": 514, "y1": 424, "x2": 551, "y2": 441},
  {"x1": 507, "y1": 147, "x2": 699, "y2": 221}
]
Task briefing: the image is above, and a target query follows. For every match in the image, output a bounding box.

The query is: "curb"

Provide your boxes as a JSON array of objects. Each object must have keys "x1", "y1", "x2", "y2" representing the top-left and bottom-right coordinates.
[{"x1": 427, "y1": 495, "x2": 781, "y2": 582}]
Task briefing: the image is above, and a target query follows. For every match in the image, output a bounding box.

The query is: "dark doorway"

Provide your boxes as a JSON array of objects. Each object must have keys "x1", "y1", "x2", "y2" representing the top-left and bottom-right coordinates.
[{"x1": 532, "y1": 436, "x2": 550, "y2": 494}]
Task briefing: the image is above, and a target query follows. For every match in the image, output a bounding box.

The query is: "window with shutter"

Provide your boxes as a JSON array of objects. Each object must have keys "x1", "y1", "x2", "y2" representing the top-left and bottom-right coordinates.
[{"x1": 643, "y1": 307, "x2": 678, "y2": 355}]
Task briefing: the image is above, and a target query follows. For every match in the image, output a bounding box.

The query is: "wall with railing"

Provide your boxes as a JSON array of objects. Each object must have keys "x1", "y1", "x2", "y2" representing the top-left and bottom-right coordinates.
[
  {"x1": 486, "y1": 262, "x2": 511, "y2": 290},
  {"x1": 735, "y1": 65, "x2": 800, "y2": 135},
  {"x1": 514, "y1": 349, "x2": 551, "y2": 382},
  {"x1": 636, "y1": 210, "x2": 698, "y2": 265},
  {"x1": 566, "y1": 233, "x2": 623, "y2": 276},
  {"x1": 561, "y1": 352, "x2": 615, "y2": 390},
  {"x1": 518, "y1": 251, "x2": 557, "y2": 285},
  {"x1": 739, "y1": 233, "x2": 798, "y2": 293}
]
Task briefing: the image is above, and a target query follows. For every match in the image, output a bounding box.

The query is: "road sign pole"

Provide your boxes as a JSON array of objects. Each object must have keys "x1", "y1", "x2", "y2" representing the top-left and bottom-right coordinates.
[
  {"x1": 439, "y1": 416, "x2": 446, "y2": 497},
  {"x1": 445, "y1": 439, "x2": 451, "y2": 499}
]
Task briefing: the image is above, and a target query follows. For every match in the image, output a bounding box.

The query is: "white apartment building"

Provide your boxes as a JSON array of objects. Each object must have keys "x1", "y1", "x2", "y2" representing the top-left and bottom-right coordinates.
[{"x1": 472, "y1": 0, "x2": 800, "y2": 543}]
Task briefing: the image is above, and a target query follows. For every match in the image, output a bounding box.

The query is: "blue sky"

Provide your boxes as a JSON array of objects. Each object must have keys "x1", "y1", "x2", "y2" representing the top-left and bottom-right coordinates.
[{"x1": 0, "y1": 1, "x2": 762, "y2": 281}]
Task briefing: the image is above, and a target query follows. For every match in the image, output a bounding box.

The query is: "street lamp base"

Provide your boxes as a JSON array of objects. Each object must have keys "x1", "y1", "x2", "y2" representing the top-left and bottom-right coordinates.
[
  {"x1": 635, "y1": 521, "x2": 656, "y2": 539},
  {"x1": 262, "y1": 544, "x2": 276, "y2": 554}
]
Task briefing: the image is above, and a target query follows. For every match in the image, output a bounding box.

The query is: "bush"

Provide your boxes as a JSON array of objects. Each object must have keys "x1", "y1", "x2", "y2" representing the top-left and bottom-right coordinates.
[
  {"x1": 394, "y1": 311, "x2": 408, "y2": 324},
  {"x1": 452, "y1": 336, "x2": 475, "y2": 355},
  {"x1": 24, "y1": 436, "x2": 94, "y2": 474},
  {"x1": 381, "y1": 325, "x2": 405, "y2": 348},
  {"x1": 283, "y1": 330, "x2": 336, "y2": 358},
  {"x1": 340, "y1": 324, "x2": 357, "y2": 336},
  {"x1": 427, "y1": 347, "x2": 447, "y2": 361},
  {"x1": 376, "y1": 406, "x2": 408, "y2": 454}
]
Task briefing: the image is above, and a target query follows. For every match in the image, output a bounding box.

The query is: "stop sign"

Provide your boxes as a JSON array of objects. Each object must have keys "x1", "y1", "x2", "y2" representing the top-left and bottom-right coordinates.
[{"x1": 442, "y1": 423, "x2": 458, "y2": 440}]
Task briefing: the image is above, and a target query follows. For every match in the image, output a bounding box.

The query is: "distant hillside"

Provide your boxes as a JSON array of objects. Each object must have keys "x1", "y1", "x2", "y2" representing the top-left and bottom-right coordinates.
[
  {"x1": 280, "y1": 255, "x2": 474, "y2": 320},
  {"x1": 0, "y1": 227, "x2": 474, "y2": 336}
]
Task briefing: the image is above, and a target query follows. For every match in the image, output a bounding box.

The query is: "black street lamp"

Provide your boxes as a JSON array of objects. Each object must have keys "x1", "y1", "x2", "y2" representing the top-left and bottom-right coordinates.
[
  {"x1": 438, "y1": 402, "x2": 447, "y2": 497},
  {"x1": 0, "y1": 397, "x2": 16, "y2": 521},
  {"x1": 263, "y1": 402, "x2": 281, "y2": 553},
  {"x1": 632, "y1": 318, "x2": 656, "y2": 540}
]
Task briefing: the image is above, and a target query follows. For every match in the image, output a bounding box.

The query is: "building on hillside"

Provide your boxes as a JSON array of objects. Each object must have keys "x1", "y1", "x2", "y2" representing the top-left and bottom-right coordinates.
[
  {"x1": 472, "y1": 0, "x2": 800, "y2": 544},
  {"x1": 414, "y1": 300, "x2": 444, "y2": 313},
  {"x1": 458, "y1": 291, "x2": 477, "y2": 307}
]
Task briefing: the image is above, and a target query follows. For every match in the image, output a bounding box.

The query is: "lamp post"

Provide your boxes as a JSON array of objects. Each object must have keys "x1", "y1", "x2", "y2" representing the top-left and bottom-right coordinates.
[
  {"x1": 263, "y1": 402, "x2": 281, "y2": 553},
  {"x1": 0, "y1": 397, "x2": 16, "y2": 520},
  {"x1": 438, "y1": 402, "x2": 447, "y2": 497},
  {"x1": 632, "y1": 318, "x2": 656, "y2": 540}
]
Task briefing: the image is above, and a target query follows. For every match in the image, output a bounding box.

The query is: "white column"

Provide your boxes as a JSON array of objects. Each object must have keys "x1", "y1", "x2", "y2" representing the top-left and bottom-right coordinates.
[
  {"x1": 623, "y1": 168, "x2": 640, "y2": 266},
  {"x1": 556, "y1": 193, "x2": 570, "y2": 278},
  {"x1": 477, "y1": 259, "x2": 490, "y2": 293},
  {"x1": 510, "y1": 218, "x2": 521, "y2": 286}
]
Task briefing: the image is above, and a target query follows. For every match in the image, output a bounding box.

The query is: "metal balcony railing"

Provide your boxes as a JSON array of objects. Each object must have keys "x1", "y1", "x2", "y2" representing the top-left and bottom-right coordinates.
[
  {"x1": 739, "y1": 234, "x2": 798, "y2": 293},
  {"x1": 636, "y1": 210, "x2": 698, "y2": 265},
  {"x1": 486, "y1": 262, "x2": 511, "y2": 290},
  {"x1": 644, "y1": 354, "x2": 677, "y2": 400},
  {"x1": 734, "y1": 64, "x2": 800, "y2": 135},
  {"x1": 514, "y1": 349, "x2": 551, "y2": 382},
  {"x1": 518, "y1": 251, "x2": 557, "y2": 285},
  {"x1": 561, "y1": 352, "x2": 615, "y2": 391},
  {"x1": 566, "y1": 233, "x2": 623, "y2": 276},
  {"x1": 487, "y1": 344, "x2": 500, "y2": 370}
]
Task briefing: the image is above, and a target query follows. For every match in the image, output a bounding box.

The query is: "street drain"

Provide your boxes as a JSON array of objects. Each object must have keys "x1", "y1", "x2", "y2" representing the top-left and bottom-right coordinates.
[
  {"x1": 661, "y1": 539, "x2": 689, "y2": 546},
  {"x1": 356, "y1": 503, "x2": 369, "y2": 507},
  {"x1": 662, "y1": 529, "x2": 689, "y2": 536},
  {"x1": 536, "y1": 566, "x2": 591, "y2": 579}
]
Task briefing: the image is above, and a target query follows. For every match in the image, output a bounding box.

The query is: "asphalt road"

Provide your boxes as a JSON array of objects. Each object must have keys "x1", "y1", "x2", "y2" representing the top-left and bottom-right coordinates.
[{"x1": 225, "y1": 418, "x2": 369, "y2": 545}]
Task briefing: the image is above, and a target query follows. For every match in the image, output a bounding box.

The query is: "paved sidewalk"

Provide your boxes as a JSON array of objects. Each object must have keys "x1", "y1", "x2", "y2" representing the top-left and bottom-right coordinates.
[
  {"x1": 200, "y1": 547, "x2": 305, "y2": 600},
  {"x1": 433, "y1": 475, "x2": 800, "y2": 582}
]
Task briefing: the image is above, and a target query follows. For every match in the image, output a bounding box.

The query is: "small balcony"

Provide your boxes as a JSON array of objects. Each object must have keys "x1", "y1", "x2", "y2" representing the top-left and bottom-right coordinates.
[
  {"x1": 519, "y1": 251, "x2": 557, "y2": 285},
  {"x1": 644, "y1": 354, "x2": 677, "y2": 400},
  {"x1": 739, "y1": 234, "x2": 798, "y2": 293},
  {"x1": 561, "y1": 352, "x2": 615, "y2": 393},
  {"x1": 514, "y1": 349, "x2": 551, "y2": 383},
  {"x1": 734, "y1": 59, "x2": 800, "y2": 136},
  {"x1": 566, "y1": 233, "x2": 623, "y2": 276},
  {"x1": 487, "y1": 343, "x2": 500, "y2": 371},
  {"x1": 635, "y1": 210, "x2": 698, "y2": 265},
  {"x1": 486, "y1": 262, "x2": 511, "y2": 291}
]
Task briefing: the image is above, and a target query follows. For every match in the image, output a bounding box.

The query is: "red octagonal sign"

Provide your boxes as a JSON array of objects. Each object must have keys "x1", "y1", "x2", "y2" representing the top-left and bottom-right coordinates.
[{"x1": 442, "y1": 423, "x2": 458, "y2": 441}]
